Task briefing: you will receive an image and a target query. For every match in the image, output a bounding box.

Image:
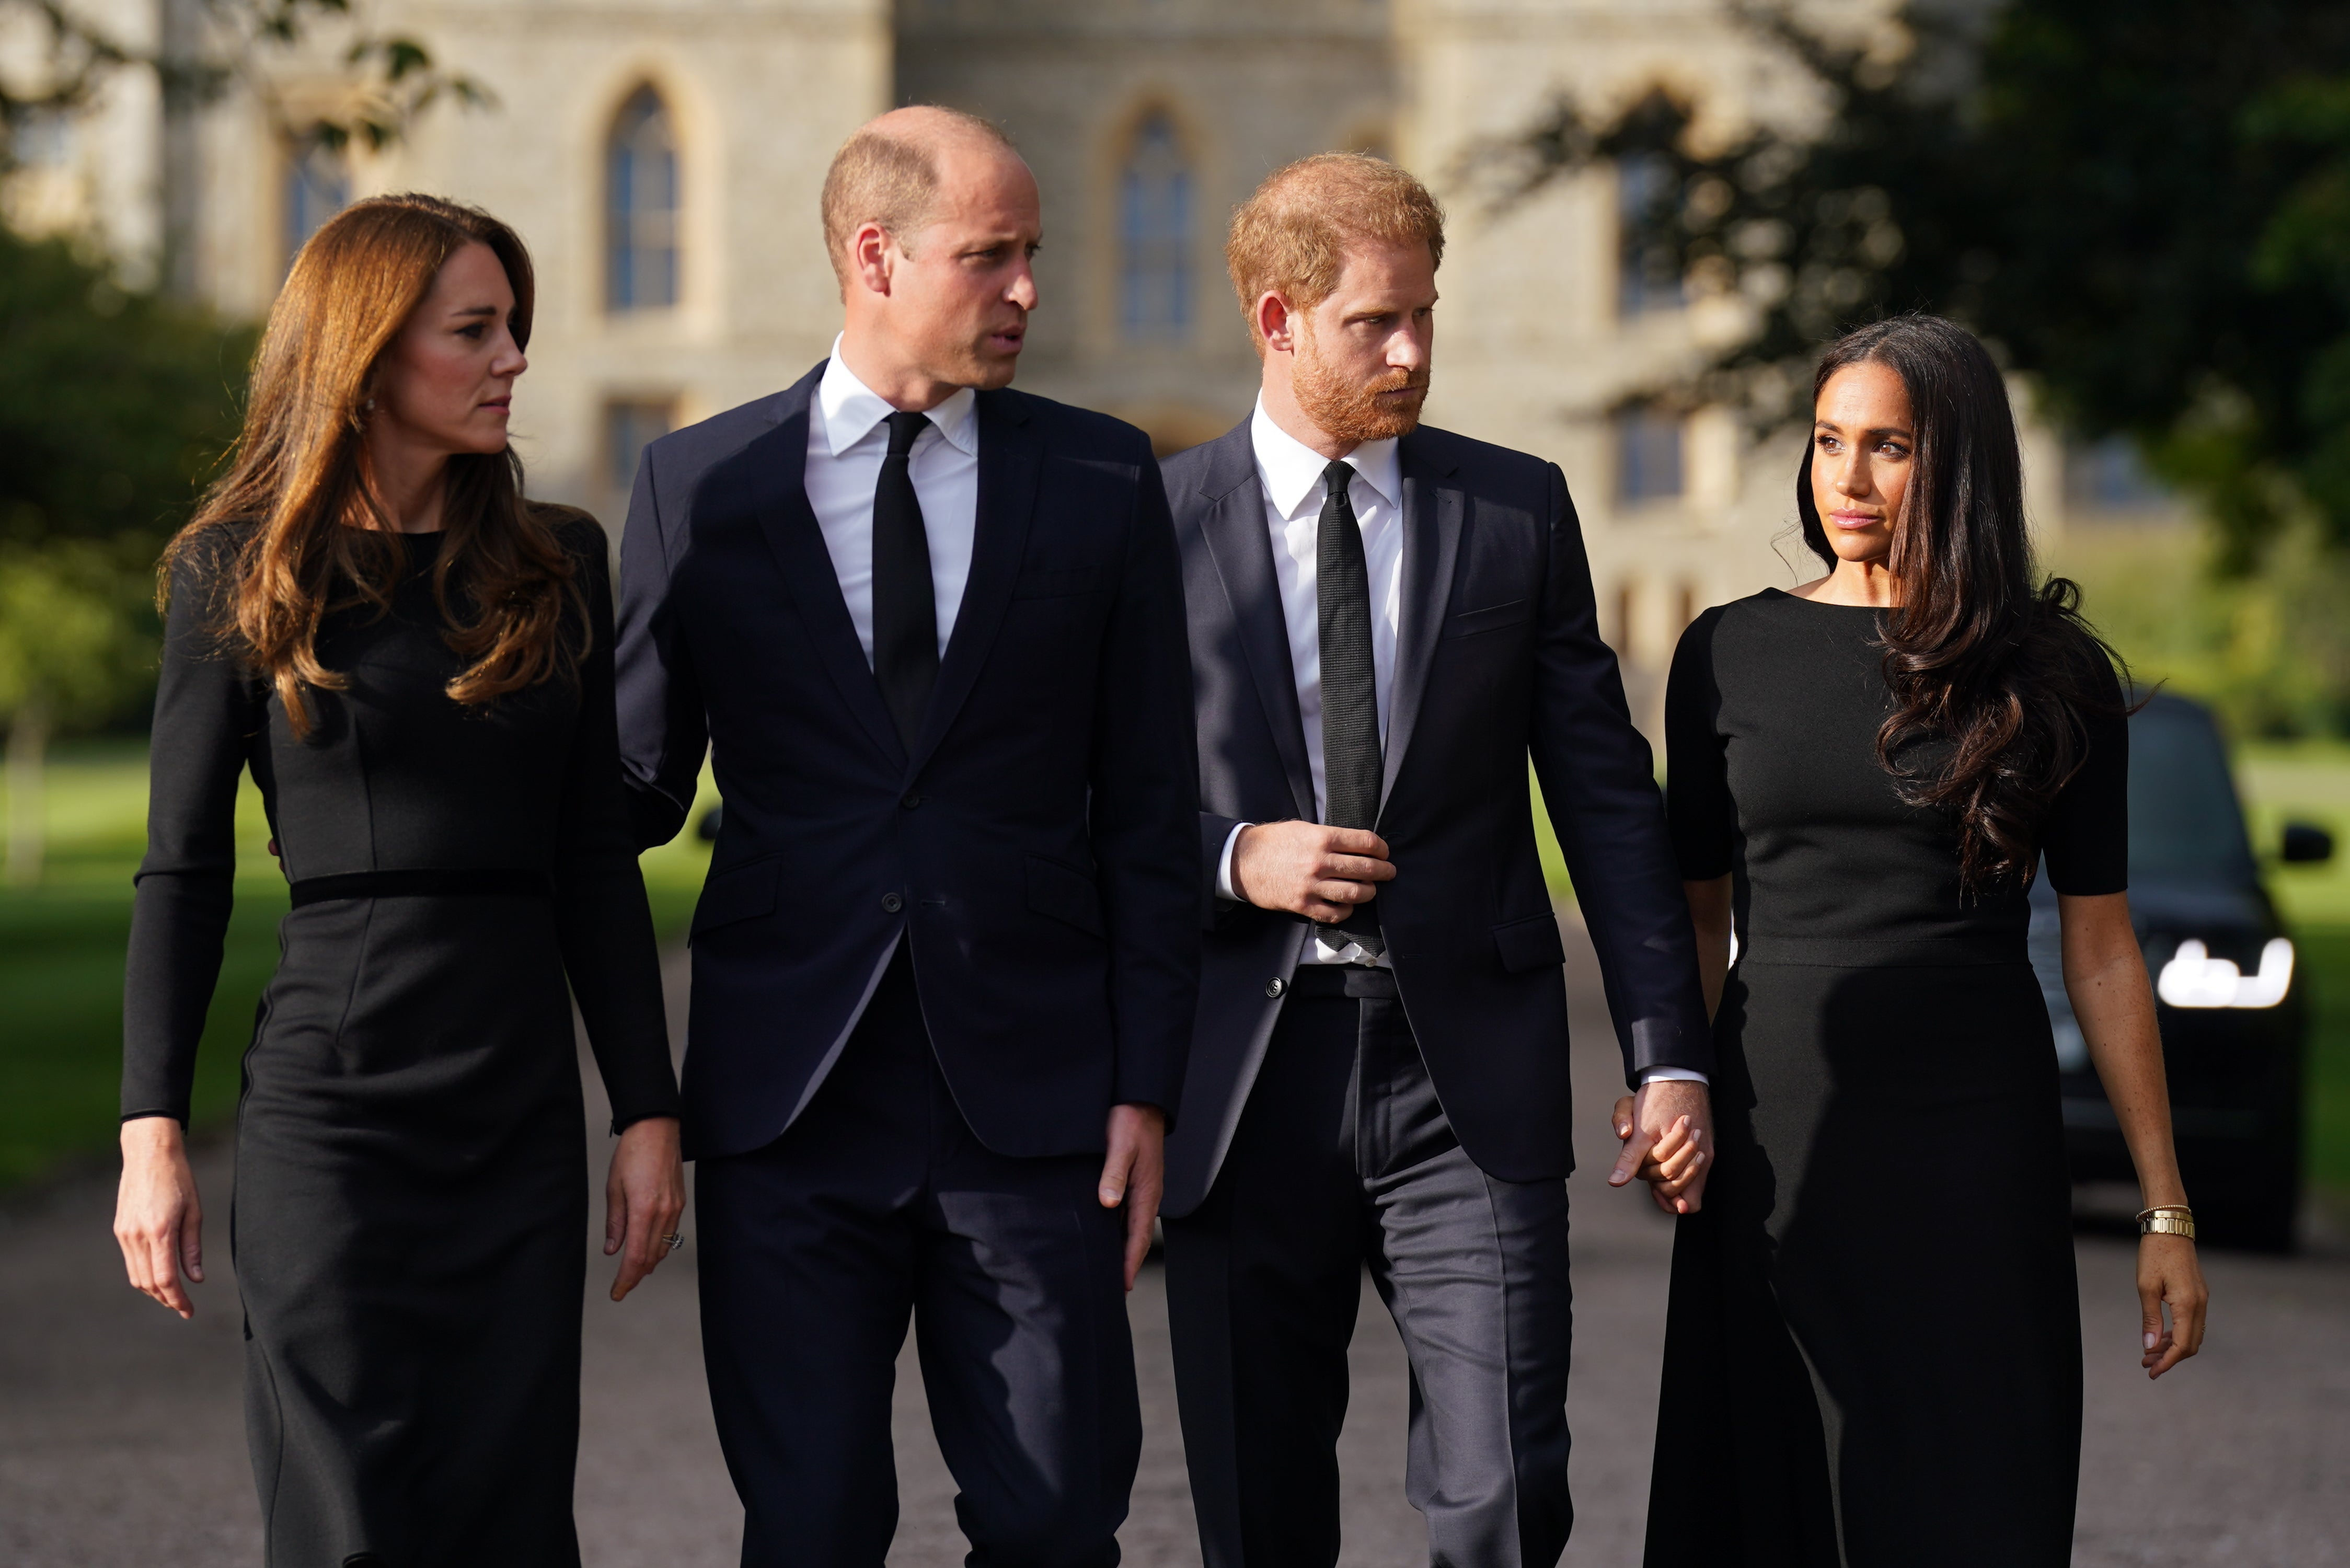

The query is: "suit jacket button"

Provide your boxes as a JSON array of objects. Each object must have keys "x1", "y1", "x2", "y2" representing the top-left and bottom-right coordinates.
[
  {"x1": 1265, "y1": 976, "x2": 1285, "y2": 998},
  {"x1": 901, "y1": 793, "x2": 923, "y2": 810},
  {"x1": 882, "y1": 893, "x2": 904, "y2": 913}
]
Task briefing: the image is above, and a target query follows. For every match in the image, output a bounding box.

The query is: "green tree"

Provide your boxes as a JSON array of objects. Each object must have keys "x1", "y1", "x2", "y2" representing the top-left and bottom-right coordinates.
[
  {"x1": 0, "y1": 543, "x2": 152, "y2": 882},
  {"x1": 0, "y1": 225, "x2": 250, "y2": 881},
  {"x1": 1, "y1": 0, "x2": 487, "y2": 166},
  {"x1": 1478, "y1": 0, "x2": 2350, "y2": 566}
]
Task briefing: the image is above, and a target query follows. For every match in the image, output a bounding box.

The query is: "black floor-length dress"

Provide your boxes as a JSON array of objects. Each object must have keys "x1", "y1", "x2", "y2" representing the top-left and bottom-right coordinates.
[
  {"x1": 122, "y1": 512, "x2": 679, "y2": 1567},
  {"x1": 1646, "y1": 589, "x2": 2126, "y2": 1567}
]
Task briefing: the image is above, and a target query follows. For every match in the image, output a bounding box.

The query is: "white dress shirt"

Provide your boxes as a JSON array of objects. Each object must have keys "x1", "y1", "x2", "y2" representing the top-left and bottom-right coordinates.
[
  {"x1": 779, "y1": 339, "x2": 986, "y2": 1125},
  {"x1": 1214, "y1": 399, "x2": 1403, "y2": 967},
  {"x1": 805, "y1": 336, "x2": 981, "y2": 665},
  {"x1": 1210, "y1": 399, "x2": 1706, "y2": 1085}
]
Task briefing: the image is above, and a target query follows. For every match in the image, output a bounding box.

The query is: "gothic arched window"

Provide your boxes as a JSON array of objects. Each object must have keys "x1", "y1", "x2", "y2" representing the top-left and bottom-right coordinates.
[
  {"x1": 1119, "y1": 112, "x2": 1192, "y2": 342},
  {"x1": 607, "y1": 87, "x2": 679, "y2": 312},
  {"x1": 284, "y1": 131, "x2": 349, "y2": 270}
]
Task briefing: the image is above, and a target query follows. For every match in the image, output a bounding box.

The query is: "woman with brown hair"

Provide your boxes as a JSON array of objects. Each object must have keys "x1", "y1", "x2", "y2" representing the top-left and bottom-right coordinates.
[
  {"x1": 1639, "y1": 315, "x2": 2207, "y2": 1565},
  {"x1": 111, "y1": 193, "x2": 683, "y2": 1565}
]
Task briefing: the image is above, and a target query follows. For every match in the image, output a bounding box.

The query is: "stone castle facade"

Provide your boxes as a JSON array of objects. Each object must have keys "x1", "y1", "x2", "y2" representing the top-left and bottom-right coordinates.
[{"x1": 7, "y1": 0, "x2": 2172, "y2": 728}]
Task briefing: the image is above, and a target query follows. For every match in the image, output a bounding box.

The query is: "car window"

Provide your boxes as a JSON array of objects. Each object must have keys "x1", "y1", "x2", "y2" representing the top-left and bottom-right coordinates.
[{"x1": 2128, "y1": 699, "x2": 2256, "y2": 885}]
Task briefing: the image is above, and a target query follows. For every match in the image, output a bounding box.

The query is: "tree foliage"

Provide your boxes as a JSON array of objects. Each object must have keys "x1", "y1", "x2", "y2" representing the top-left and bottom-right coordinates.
[
  {"x1": 1476, "y1": 0, "x2": 2350, "y2": 567},
  {"x1": 0, "y1": 227, "x2": 249, "y2": 554},
  {"x1": 0, "y1": 224, "x2": 250, "y2": 730},
  {"x1": 0, "y1": 0, "x2": 489, "y2": 162}
]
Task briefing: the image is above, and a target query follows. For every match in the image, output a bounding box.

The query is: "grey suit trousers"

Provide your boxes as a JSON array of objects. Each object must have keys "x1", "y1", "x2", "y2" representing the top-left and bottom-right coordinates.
[{"x1": 1162, "y1": 969, "x2": 1575, "y2": 1568}]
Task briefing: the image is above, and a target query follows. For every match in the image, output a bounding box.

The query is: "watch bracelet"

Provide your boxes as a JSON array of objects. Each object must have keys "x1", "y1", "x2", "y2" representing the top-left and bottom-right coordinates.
[{"x1": 2139, "y1": 1214, "x2": 2197, "y2": 1239}]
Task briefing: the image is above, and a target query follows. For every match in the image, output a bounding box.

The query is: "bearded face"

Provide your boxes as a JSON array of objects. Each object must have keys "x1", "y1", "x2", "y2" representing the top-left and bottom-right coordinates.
[{"x1": 1289, "y1": 313, "x2": 1431, "y2": 445}]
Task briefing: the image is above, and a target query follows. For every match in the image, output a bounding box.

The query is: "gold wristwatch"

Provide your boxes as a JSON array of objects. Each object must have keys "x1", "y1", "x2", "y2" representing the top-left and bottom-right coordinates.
[{"x1": 2137, "y1": 1205, "x2": 2196, "y2": 1240}]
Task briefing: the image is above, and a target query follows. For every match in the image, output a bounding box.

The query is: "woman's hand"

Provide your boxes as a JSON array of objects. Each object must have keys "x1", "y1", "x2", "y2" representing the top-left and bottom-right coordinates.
[
  {"x1": 605, "y1": 1116, "x2": 685, "y2": 1302},
  {"x1": 115, "y1": 1116, "x2": 203, "y2": 1319},
  {"x1": 2138, "y1": 1231, "x2": 2207, "y2": 1378}
]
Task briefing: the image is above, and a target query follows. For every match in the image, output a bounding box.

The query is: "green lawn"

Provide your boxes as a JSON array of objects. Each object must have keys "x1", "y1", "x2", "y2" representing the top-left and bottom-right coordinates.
[
  {"x1": 0, "y1": 742, "x2": 712, "y2": 1189},
  {"x1": 5, "y1": 743, "x2": 2347, "y2": 1196},
  {"x1": 2234, "y1": 742, "x2": 2350, "y2": 1192}
]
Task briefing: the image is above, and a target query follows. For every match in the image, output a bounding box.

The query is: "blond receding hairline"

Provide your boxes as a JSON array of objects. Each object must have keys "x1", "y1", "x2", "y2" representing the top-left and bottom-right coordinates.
[
  {"x1": 821, "y1": 107, "x2": 1020, "y2": 287},
  {"x1": 1225, "y1": 153, "x2": 1446, "y2": 347}
]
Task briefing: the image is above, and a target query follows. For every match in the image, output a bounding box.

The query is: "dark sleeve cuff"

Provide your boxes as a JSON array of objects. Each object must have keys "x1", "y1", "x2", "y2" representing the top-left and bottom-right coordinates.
[
  {"x1": 1626, "y1": 1014, "x2": 1716, "y2": 1086},
  {"x1": 608, "y1": 1102, "x2": 683, "y2": 1136}
]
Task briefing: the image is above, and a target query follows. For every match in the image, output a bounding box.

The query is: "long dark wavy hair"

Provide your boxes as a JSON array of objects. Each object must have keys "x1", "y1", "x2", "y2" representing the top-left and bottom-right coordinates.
[
  {"x1": 162, "y1": 194, "x2": 581, "y2": 739},
  {"x1": 1798, "y1": 315, "x2": 2129, "y2": 894}
]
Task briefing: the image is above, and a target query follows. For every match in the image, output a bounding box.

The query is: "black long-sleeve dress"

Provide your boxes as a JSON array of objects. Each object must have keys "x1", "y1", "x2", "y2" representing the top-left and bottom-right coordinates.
[
  {"x1": 122, "y1": 510, "x2": 680, "y2": 1567},
  {"x1": 1646, "y1": 589, "x2": 2127, "y2": 1567}
]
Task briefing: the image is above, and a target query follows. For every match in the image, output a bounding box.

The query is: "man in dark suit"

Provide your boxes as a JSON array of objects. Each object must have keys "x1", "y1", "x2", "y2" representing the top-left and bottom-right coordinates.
[
  {"x1": 613, "y1": 107, "x2": 1197, "y2": 1567},
  {"x1": 1159, "y1": 153, "x2": 1715, "y2": 1568}
]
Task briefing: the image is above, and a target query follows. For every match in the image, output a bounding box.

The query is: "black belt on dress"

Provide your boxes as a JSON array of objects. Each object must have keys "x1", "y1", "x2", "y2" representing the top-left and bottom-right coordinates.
[
  {"x1": 1287, "y1": 965, "x2": 1399, "y2": 1000},
  {"x1": 287, "y1": 868, "x2": 552, "y2": 907}
]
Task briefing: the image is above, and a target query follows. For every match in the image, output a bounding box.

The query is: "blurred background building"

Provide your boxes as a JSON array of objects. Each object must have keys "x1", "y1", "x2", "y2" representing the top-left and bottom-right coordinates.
[{"x1": 0, "y1": 0, "x2": 2186, "y2": 731}]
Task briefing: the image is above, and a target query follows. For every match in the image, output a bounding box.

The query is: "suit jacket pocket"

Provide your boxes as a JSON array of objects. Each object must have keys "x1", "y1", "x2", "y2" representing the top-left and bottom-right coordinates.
[
  {"x1": 690, "y1": 856, "x2": 780, "y2": 944},
  {"x1": 1012, "y1": 564, "x2": 1112, "y2": 600},
  {"x1": 1026, "y1": 853, "x2": 1106, "y2": 938},
  {"x1": 1441, "y1": 597, "x2": 1533, "y2": 640},
  {"x1": 1492, "y1": 910, "x2": 1567, "y2": 973}
]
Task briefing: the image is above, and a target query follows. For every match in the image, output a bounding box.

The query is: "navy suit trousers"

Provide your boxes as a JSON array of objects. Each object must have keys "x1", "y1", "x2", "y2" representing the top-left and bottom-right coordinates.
[{"x1": 695, "y1": 949, "x2": 1141, "y2": 1567}]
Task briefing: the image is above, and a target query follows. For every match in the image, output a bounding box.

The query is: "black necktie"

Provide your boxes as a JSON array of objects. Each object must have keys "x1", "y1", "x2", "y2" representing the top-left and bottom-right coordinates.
[
  {"x1": 870, "y1": 410, "x2": 938, "y2": 751},
  {"x1": 1316, "y1": 458, "x2": 1384, "y2": 953}
]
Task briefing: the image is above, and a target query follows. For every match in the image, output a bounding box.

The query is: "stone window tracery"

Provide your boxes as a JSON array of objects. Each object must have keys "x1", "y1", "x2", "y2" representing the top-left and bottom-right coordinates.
[
  {"x1": 1120, "y1": 112, "x2": 1192, "y2": 342},
  {"x1": 607, "y1": 87, "x2": 679, "y2": 312}
]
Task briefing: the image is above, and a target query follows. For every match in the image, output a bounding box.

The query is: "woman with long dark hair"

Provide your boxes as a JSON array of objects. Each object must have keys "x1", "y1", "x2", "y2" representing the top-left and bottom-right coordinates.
[
  {"x1": 1640, "y1": 315, "x2": 2206, "y2": 1565},
  {"x1": 111, "y1": 194, "x2": 684, "y2": 1565}
]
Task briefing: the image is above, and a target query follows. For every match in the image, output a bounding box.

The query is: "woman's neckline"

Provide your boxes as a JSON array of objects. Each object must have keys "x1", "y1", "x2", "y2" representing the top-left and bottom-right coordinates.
[{"x1": 1764, "y1": 586, "x2": 1888, "y2": 612}]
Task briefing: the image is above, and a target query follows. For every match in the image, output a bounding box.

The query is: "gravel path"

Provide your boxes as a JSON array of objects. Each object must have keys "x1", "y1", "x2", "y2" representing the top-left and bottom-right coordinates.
[{"x1": 4, "y1": 919, "x2": 2343, "y2": 1565}]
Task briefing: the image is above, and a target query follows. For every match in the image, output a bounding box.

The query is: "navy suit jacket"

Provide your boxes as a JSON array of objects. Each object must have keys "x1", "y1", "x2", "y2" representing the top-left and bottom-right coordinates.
[
  {"x1": 615, "y1": 362, "x2": 1200, "y2": 1162},
  {"x1": 1162, "y1": 419, "x2": 1711, "y2": 1214}
]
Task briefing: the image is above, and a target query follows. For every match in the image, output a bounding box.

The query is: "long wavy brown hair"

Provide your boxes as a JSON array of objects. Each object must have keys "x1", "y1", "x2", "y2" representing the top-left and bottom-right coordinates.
[
  {"x1": 1798, "y1": 315, "x2": 2130, "y2": 894},
  {"x1": 163, "y1": 193, "x2": 579, "y2": 738}
]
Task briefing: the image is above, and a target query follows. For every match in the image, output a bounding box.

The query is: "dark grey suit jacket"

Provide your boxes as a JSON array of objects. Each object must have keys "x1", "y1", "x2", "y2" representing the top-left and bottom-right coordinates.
[{"x1": 1162, "y1": 419, "x2": 1711, "y2": 1215}]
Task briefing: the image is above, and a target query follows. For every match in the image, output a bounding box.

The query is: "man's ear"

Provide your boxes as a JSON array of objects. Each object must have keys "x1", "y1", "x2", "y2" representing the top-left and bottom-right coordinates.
[
  {"x1": 1257, "y1": 291, "x2": 1297, "y2": 356},
  {"x1": 850, "y1": 222, "x2": 894, "y2": 299}
]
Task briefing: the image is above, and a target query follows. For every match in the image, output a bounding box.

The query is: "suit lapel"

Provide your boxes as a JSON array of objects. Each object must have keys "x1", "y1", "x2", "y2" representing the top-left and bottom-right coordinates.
[
  {"x1": 908, "y1": 389, "x2": 1040, "y2": 775},
  {"x1": 1196, "y1": 425, "x2": 1317, "y2": 822},
  {"x1": 1380, "y1": 432, "x2": 1465, "y2": 812},
  {"x1": 747, "y1": 366, "x2": 907, "y2": 767}
]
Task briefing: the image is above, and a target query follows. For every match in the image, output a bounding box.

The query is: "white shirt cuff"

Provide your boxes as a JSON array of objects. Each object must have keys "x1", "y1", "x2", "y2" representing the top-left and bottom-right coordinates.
[
  {"x1": 1638, "y1": 1066, "x2": 1710, "y2": 1087},
  {"x1": 1214, "y1": 822, "x2": 1253, "y2": 903}
]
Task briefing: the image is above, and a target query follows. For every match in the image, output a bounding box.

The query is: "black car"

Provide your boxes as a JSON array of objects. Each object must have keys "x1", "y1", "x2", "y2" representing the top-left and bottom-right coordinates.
[{"x1": 2028, "y1": 691, "x2": 2333, "y2": 1252}]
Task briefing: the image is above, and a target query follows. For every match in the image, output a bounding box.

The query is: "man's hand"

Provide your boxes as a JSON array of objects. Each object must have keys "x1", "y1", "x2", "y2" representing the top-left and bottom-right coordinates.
[
  {"x1": 1099, "y1": 1103, "x2": 1167, "y2": 1291},
  {"x1": 1231, "y1": 821, "x2": 1395, "y2": 923},
  {"x1": 1608, "y1": 1080, "x2": 1713, "y2": 1215}
]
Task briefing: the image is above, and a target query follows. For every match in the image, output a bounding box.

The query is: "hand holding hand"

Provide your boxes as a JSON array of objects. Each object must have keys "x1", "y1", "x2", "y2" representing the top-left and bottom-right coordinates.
[
  {"x1": 1231, "y1": 821, "x2": 1395, "y2": 924},
  {"x1": 2138, "y1": 1231, "x2": 2207, "y2": 1378},
  {"x1": 1098, "y1": 1103, "x2": 1167, "y2": 1292},
  {"x1": 115, "y1": 1116, "x2": 203, "y2": 1319},
  {"x1": 1608, "y1": 1080, "x2": 1713, "y2": 1214},
  {"x1": 605, "y1": 1116, "x2": 685, "y2": 1302}
]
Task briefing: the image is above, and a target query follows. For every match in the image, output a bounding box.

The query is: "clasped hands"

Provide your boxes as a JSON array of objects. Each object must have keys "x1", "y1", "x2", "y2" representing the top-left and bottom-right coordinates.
[
  {"x1": 1608, "y1": 1081, "x2": 1712, "y2": 1214},
  {"x1": 1232, "y1": 821, "x2": 1710, "y2": 1213}
]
